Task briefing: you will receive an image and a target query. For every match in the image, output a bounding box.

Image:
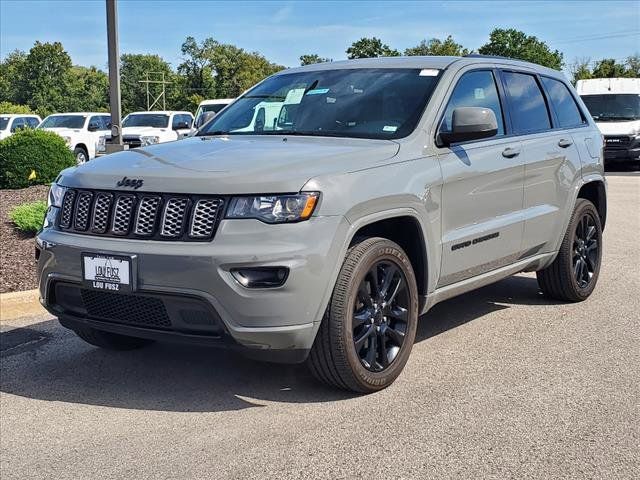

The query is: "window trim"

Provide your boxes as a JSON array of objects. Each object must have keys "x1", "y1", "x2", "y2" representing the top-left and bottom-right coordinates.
[{"x1": 434, "y1": 68, "x2": 509, "y2": 148}]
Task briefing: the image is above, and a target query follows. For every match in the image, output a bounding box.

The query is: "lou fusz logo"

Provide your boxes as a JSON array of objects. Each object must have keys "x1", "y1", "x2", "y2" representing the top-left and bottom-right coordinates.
[{"x1": 116, "y1": 176, "x2": 144, "y2": 189}]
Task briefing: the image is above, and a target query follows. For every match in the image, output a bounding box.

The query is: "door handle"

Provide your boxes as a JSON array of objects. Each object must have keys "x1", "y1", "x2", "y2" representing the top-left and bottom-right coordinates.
[
  {"x1": 558, "y1": 138, "x2": 573, "y2": 148},
  {"x1": 502, "y1": 147, "x2": 520, "y2": 158}
]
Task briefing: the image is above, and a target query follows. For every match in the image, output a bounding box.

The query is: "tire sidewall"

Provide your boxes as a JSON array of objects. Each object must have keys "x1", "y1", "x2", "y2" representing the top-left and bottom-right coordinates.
[
  {"x1": 74, "y1": 147, "x2": 88, "y2": 164},
  {"x1": 335, "y1": 239, "x2": 419, "y2": 391}
]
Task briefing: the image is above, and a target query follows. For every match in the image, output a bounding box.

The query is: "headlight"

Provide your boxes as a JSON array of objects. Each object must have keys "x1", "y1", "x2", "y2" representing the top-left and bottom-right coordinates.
[
  {"x1": 47, "y1": 183, "x2": 67, "y2": 208},
  {"x1": 140, "y1": 135, "x2": 160, "y2": 146},
  {"x1": 62, "y1": 136, "x2": 72, "y2": 146},
  {"x1": 226, "y1": 192, "x2": 320, "y2": 223},
  {"x1": 96, "y1": 135, "x2": 106, "y2": 152}
]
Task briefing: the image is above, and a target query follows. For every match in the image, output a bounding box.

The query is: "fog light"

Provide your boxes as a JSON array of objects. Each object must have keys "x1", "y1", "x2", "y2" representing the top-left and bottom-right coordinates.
[{"x1": 230, "y1": 267, "x2": 289, "y2": 288}]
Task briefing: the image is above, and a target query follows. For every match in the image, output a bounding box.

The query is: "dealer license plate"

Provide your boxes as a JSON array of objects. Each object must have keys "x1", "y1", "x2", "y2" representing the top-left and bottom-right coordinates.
[{"x1": 82, "y1": 254, "x2": 133, "y2": 292}]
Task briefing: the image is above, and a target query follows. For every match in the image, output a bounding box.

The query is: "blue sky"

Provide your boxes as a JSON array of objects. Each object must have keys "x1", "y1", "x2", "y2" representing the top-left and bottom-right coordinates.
[{"x1": 1, "y1": 0, "x2": 638, "y2": 73}]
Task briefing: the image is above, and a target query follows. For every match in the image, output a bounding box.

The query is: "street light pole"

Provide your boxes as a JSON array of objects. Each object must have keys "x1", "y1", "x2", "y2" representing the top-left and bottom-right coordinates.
[{"x1": 105, "y1": 0, "x2": 127, "y2": 153}]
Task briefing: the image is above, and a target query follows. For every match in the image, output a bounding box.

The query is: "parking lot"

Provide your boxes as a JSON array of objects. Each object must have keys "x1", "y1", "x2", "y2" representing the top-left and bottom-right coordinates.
[{"x1": 0, "y1": 172, "x2": 638, "y2": 479}]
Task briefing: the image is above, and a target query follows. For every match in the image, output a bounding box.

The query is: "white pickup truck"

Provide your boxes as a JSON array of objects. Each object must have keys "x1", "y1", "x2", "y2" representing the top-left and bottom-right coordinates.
[
  {"x1": 193, "y1": 99, "x2": 235, "y2": 131},
  {"x1": 0, "y1": 114, "x2": 42, "y2": 140},
  {"x1": 116, "y1": 111, "x2": 194, "y2": 150},
  {"x1": 39, "y1": 112, "x2": 111, "y2": 163}
]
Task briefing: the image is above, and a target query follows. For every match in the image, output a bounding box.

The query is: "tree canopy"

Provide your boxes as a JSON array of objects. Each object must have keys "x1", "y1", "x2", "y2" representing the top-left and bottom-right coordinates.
[
  {"x1": 299, "y1": 54, "x2": 332, "y2": 66},
  {"x1": 405, "y1": 36, "x2": 470, "y2": 56},
  {"x1": 478, "y1": 28, "x2": 564, "y2": 70},
  {"x1": 346, "y1": 37, "x2": 400, "y2": 59}
]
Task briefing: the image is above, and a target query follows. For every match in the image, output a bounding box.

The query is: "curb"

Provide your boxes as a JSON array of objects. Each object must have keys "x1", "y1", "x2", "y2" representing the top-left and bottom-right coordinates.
[{"x1": 0, "y1": 289, "x2": 46, "y2": 322}]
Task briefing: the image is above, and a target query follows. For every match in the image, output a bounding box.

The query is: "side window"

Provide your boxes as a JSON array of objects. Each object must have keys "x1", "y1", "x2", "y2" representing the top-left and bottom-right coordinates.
[
  {"x1": 89, "y1": 116, "x2": 104, "y2": 131},
  {"x1": 540, "y1": 77, "x2": 585, "y2": 128},
  {"x1": 172, "y1": 115, "x2": 181, "y2": 129},
  {"x1": 502, "y1": 71, "x2": 551, "y2": 134},
  {"x1": 11, "y1": 118, "x2": 25, "y2": 132},
  {"x1": 183, "y1": 114, "x2": 193, "y2": 128},
  {"x1": 100, "y1": 116, "x2": 112, "y2": 130},
  {"x1": 440, "y1": 70, "x2": 505, "y2": 136},
  {"x1": 26, "y1": 117, "x2": 40, "y2": 128}
]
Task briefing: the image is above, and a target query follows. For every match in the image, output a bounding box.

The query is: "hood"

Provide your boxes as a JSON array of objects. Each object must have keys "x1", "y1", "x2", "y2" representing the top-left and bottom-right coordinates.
[
  {"x1": 595, "y1": 119, "x2": 640, "y2": 136},
  {"x1": 122, "y1": 126, "x2": 168, "y2": 136},
  {"x1": 41, "y1": 127, "x2": 83, "y2": 137},
  {"x1": 58, "y1": 135, "x2": 400, "y2": 194}
]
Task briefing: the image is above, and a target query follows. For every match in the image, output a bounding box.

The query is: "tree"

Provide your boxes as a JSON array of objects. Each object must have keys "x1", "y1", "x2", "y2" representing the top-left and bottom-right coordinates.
[
  {"x1": 569, "y1": 58, "x2": 593, "y2": 85},
  {"x1": 346, "y1": 37, "x2": 400, "y2": 59},
  {"x1": 592, "y1": 58, "x2": 628, "y2": 78},
  {"x1": 63, "y1": 66, "x2": 109, "y2": 112},
  {"x1": 625, "y1": 54, "x2": 640, "y2": 77},
  {"x1": 478, "y1": 28, "x2": 563, "y2": 70},
  {"x1": 0, "y1": 101, "x2": 32, "y2": 114},
  {"x1": 299, "y1": 54, "x2": 331, "y2": 66},
  {"x1": 405, "y1": 36, "x2": 470, "y2": 56},
  {"x1": 0, "y1": 50, "x2": 27, "y2": 104},
  {"x1": 120, "y1": 53, "x2": 177, "y2": 114},
  {"x1": 17, "y1": 41, "x2": 73, "y2": 116},
  {"x1": 177, "y1": 36, "x2": 217, "y2": 103}
]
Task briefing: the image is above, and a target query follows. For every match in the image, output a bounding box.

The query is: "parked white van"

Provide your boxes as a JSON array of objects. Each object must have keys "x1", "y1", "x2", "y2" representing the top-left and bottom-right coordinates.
[
  {"x1": 0, "y1": 114, "x2": 42, "y2": 140},
  {"x1": 193, "y1": 99, "x2": 235, "y2": 130},
  {"x1": 39, "y1": 112, "x2": 111, "y2": 164},
  {"x1": 577, "y1": 78, "x2": 640, "y2": 164}
]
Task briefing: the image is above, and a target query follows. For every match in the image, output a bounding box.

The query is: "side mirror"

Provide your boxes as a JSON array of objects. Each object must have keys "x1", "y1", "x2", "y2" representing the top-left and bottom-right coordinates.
[
  {"x1": 439, "y1": 107, "x2": 498, "y2": 146},
  {"x1": 173, "y1": 121, "x2": 190, "y2": 131},
  {"x1": 87, "y1": 123, "x2": 99, "y2": 132}
]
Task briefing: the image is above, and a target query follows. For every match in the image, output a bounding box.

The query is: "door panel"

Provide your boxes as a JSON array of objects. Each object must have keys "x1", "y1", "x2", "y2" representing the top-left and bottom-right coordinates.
[
  {"x1": 438, "y1": 137, "x2": 524, "y2": 287},
  {"x1": 521, "y1": 133, "x2": 580, "y2": 254}
]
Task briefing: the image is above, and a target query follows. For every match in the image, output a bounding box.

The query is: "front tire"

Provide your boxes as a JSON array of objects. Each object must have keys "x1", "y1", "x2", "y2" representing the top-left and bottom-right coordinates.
[
  {"x1": 308, "y1": 237, "x2": 419, "y2": 393},
  {"x1": 74, "y1": 326, "x2": 154, "y2": 351},
  {"x1": 73, "y1": 146, "x2": 88, "y2": 165},
  {"x1": 537, "y1": 199, "x2": 603, "y2": 302}
]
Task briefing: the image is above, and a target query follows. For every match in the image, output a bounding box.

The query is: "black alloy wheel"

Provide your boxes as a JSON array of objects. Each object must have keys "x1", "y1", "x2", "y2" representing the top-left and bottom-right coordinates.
[{"x1": 352, "y1": 261, "x2": 409, "y2": 372}]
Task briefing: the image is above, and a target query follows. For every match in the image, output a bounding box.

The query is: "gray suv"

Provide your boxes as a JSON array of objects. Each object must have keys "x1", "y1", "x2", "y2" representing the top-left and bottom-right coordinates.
[{"x1": 37, "y1": 55, "x2": 606, "y2": 393}]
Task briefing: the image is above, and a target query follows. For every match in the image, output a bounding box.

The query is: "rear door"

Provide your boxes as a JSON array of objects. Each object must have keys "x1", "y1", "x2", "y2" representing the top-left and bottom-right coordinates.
[
  {"x1": 436, "y1": 69, "x2": 525, "y2": 288},
  {"x1": 501, "y1": 71, "x2": 584, "y2": 255}
]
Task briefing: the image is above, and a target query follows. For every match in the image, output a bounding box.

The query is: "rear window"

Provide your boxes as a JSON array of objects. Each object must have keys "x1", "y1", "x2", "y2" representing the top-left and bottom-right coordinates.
[
  {"x1": 503, "y1": 72, "x2": 551, "y2": 134},
  {"x1": 541, "y1": 77, "x2": 585, "y2": 128},
  {"x1": 0, "y1": 117, "x2": 9, "y2": 130}
]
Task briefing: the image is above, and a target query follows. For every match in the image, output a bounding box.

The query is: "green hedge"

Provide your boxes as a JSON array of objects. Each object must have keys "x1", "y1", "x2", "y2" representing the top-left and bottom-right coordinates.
[
  {"x1": 9, "y1": 200, "x2": 48, "y2": 234},
  {"x1": 0, "y1": 129, "x2": 75, "y2": 189}
]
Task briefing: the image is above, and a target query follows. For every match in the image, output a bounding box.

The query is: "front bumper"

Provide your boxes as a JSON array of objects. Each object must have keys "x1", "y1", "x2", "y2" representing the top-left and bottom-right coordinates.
[
  {"x1": 604, "y1": 135, "x2": 640, "y2": 162},
  {"x1": 37, "y1": 215, "x2": 349, "y2": 362}
]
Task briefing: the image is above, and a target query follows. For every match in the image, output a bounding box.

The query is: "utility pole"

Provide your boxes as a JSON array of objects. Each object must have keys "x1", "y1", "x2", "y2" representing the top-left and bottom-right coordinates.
[
  {"x1": 105, "y1": 0, "x2": 127, "y2": 153},
  {"x1": 139, "y1": 72, "x2": 172, "y2": 111}
]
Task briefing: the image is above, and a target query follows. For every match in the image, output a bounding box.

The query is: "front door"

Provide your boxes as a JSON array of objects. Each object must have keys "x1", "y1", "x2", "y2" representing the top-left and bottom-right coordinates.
[{"x1": 436, "y1": 69, "x2": 525, "y2": 288}]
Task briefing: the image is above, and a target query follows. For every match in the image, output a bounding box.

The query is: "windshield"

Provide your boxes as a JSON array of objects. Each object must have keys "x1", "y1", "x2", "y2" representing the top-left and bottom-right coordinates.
[
  {"x1": 0, "y1": 117, "x2": 9, "y2": 130},
  {"x1": 581, "y1": 94, "x2": 640, "y2": 121},
  {"x1": 122, "y1": 114, "x2": 169, "y2": 128},
  {"x1": 199, "y1": 68, "x2": 441, "y2": 139},
  {"x1": 195, "y1": 104, "x2": 230, "y2": 127},
  {"x1": 39, "y1": 115, "x2": 86, "y2": 129}
]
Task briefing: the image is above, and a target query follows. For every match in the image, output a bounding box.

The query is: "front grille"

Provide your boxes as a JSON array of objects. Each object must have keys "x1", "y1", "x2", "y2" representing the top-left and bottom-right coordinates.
[
  {"x1": 80, "y1": 289, "x2": 171, "y2": 328},
  {"x1": 58, "y1": 189, "x2": 224, "y2": 241},
  {"x1": 122, "y1": 135, "x2": 142, "y2": 149},
  {"x1": 604, "y1": 135, "x2": 632, "y2": 150}
]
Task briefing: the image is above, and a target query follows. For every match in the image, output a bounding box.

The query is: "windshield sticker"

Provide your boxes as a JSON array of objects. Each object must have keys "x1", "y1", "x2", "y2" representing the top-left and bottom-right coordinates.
[
  {"x1": 474, "y1": 88, "x2": 485, "y2": 99},
  {"x1": 306, "y1": 88, "x2": 330, "y2": 96},
  {"x1": 419, "y1": 69, "x2": 439, "y2": 77},
  {"x1": 383, "y1": 125, "x2": 398, "y2": 132},
  {"x1": 326, "y1": 97, "x2": 336, "y2": 103}
]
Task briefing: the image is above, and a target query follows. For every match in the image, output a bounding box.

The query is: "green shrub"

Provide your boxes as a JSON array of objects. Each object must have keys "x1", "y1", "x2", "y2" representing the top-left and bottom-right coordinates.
[
  {"x1": 0, "y1": 101, "x2": 33, "y2": 114},
  {"x1": 0, "y1": 129, "x2": 75, "y2": 189},
  {"x1": 9, "y1": 200, "x2": 48, "y2": 234}
]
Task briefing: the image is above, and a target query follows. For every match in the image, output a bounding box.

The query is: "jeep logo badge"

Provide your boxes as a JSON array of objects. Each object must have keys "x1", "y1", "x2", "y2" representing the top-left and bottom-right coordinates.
[{"x1": 116, "y1": 176, "x2": 144, "y2": 189}]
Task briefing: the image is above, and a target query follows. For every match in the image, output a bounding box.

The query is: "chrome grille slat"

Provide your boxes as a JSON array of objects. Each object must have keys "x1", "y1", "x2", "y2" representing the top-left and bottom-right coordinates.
[
  {"x1": 189, "y1": 199, "x2": 222, "y2": 238},
  {"x1": 91, "y1": 193, "x2": 113, "y2": 233},
  {"x1": 57, "y1": 189, "x2": 222, "y2": 241},
  {"x1": 160, "y1": 198, "x2": 188, "y2": 237},
  {"x1": 111, "y1": 195, "x2": 136, "y2": 235},
  {"x1": 134, "y1": 196, "x2": 161, "y2": 236},
  {"x1": 73, "y1": 191, "x2": 93, "y2": 231}
]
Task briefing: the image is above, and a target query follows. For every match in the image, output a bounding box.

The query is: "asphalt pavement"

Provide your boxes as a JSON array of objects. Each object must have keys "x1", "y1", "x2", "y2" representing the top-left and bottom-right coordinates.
[{"x1": 1, "y1": 172, "x2": 638, "y2": 479}]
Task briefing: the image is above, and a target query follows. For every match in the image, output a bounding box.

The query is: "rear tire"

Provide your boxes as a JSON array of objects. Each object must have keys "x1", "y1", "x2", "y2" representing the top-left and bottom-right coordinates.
[
  {"x1": 74, "y1": 326, "x2": 154, "y2": 351},
  {"x1": 537, "y1": 199, "x2": 602, "y2": 302},
  {"x1": 307, "y1": 237, "x2": 419, "y2": 393}
]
